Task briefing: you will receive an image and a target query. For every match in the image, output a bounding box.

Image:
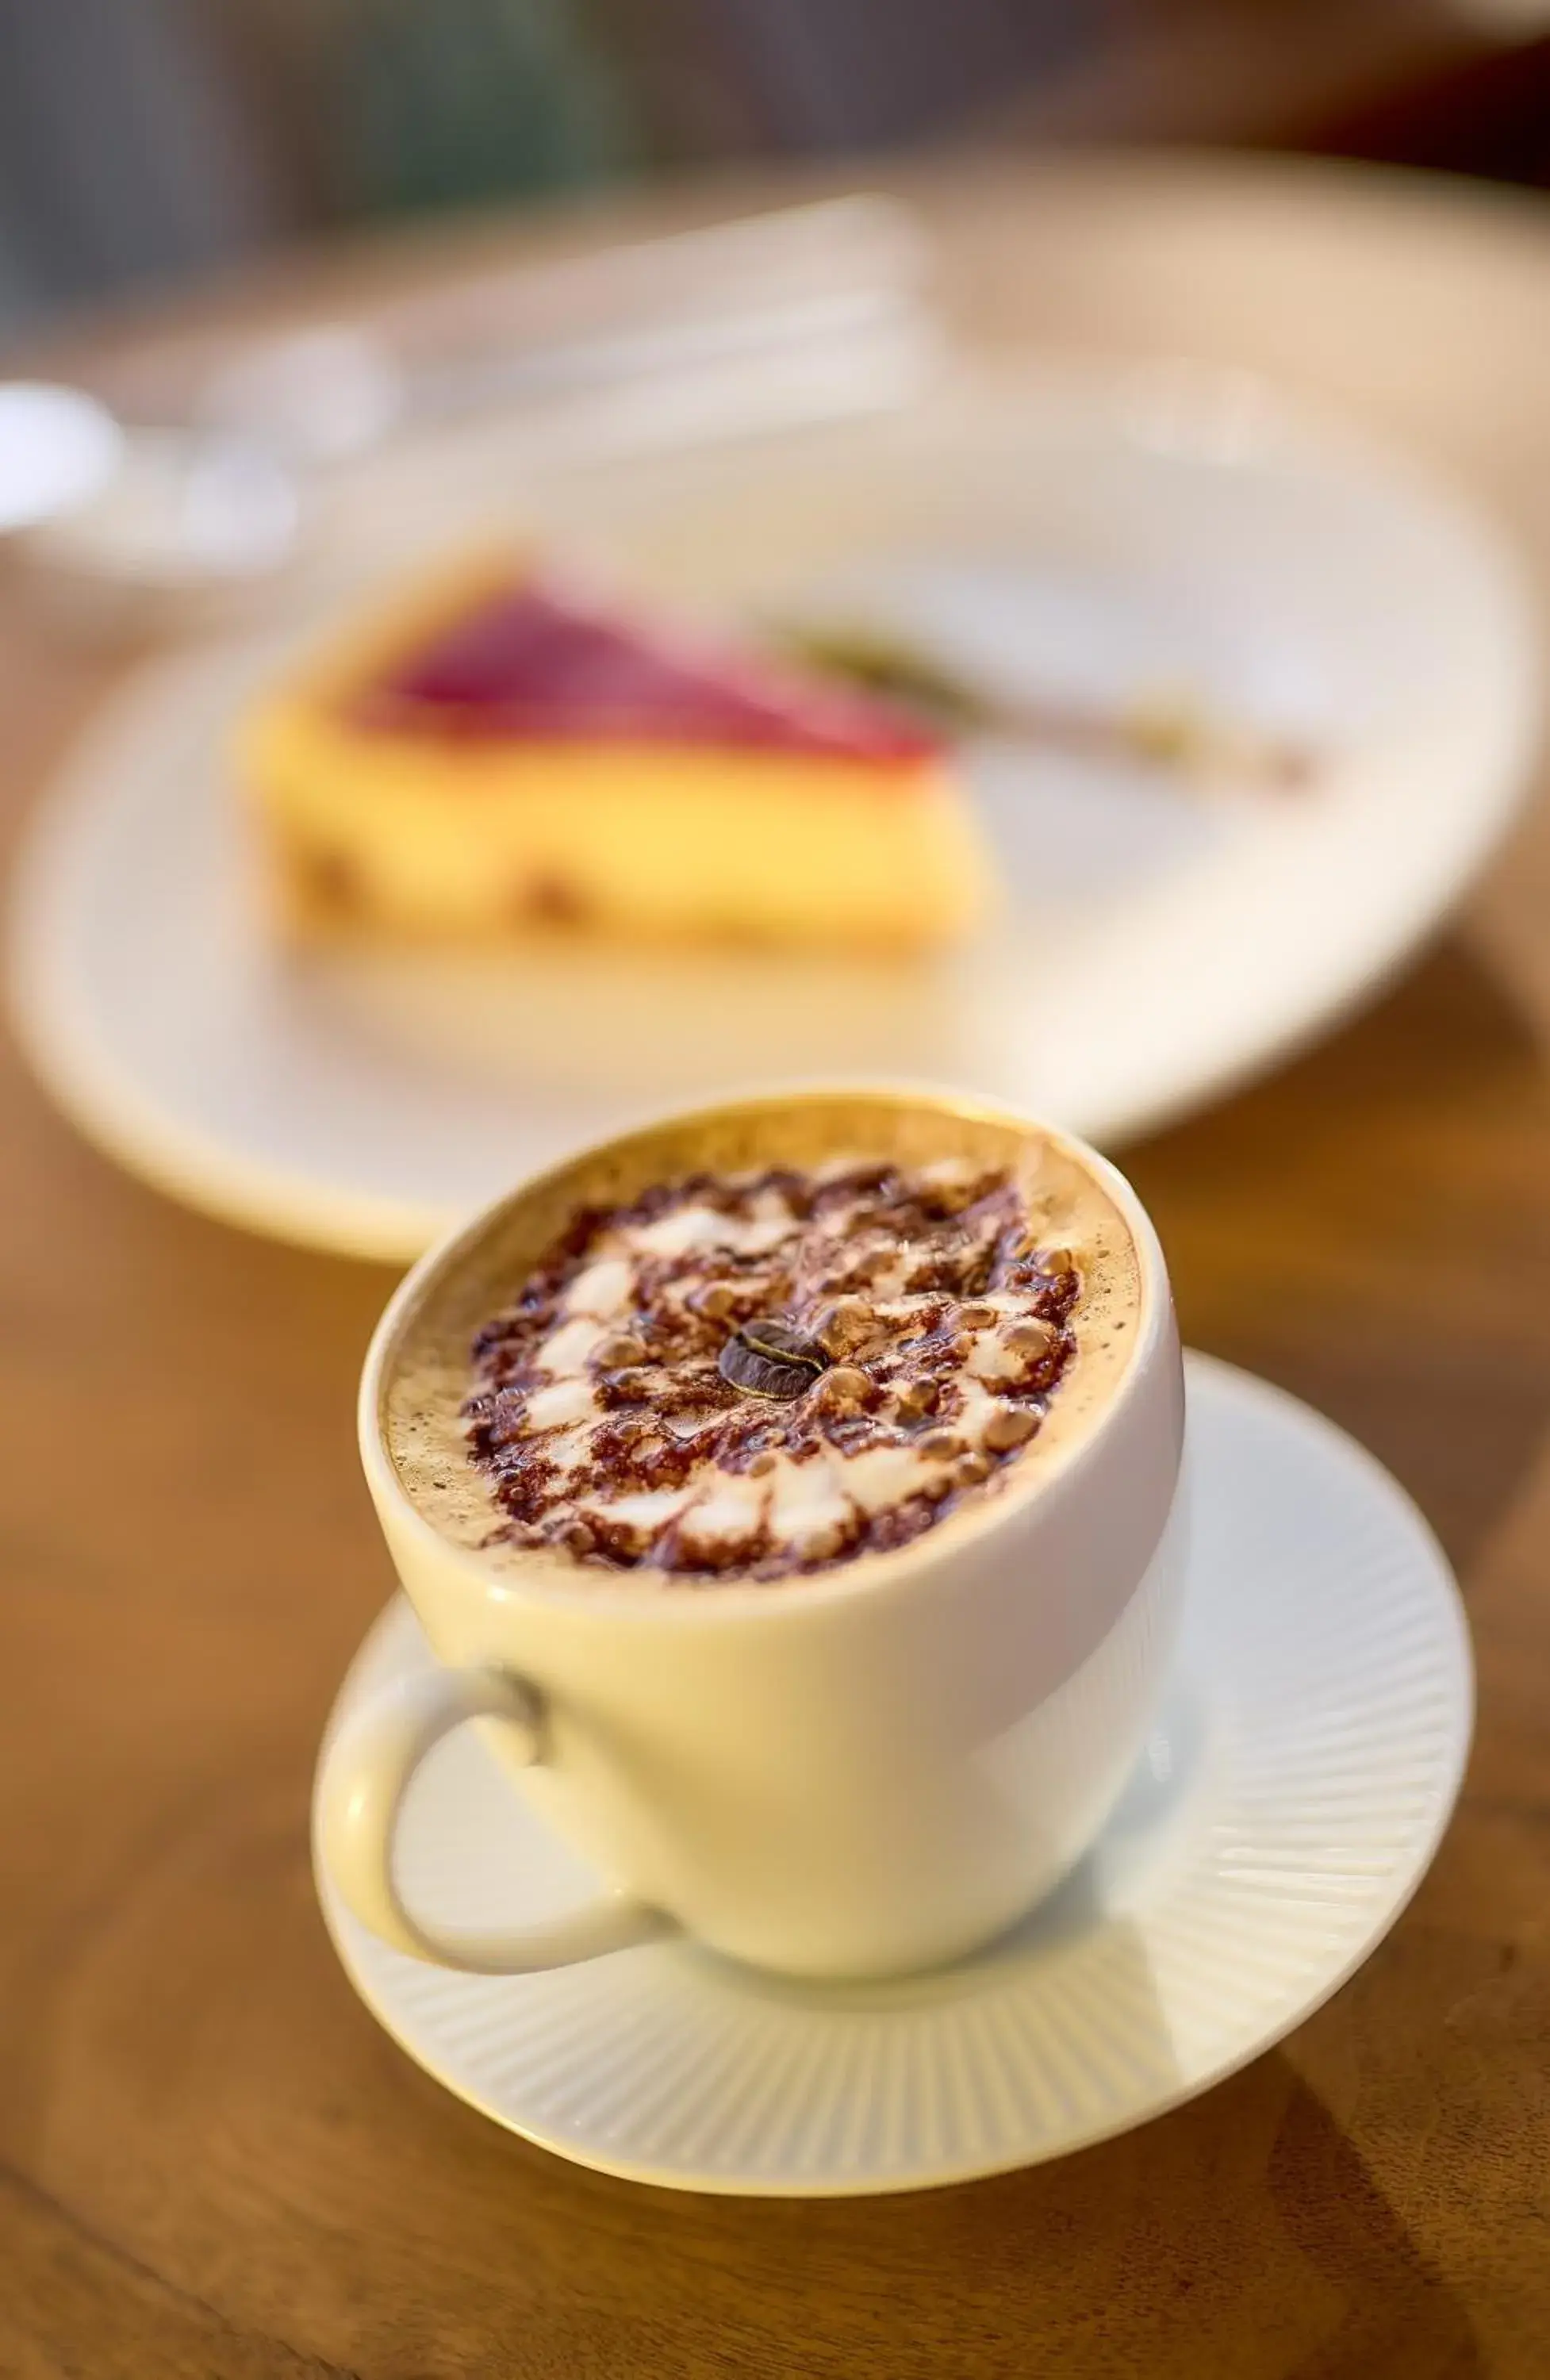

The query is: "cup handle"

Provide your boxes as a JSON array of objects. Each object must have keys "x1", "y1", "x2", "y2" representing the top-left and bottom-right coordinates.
[{"x1": 317, "y1": 1664, "x2": 673, "y2": 1973}]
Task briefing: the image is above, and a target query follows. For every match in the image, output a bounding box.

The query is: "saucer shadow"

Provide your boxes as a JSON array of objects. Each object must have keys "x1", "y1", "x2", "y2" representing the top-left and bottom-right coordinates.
[{"x1": 1262, "y1": 2059, "x2": 1484, "y2": 2378}]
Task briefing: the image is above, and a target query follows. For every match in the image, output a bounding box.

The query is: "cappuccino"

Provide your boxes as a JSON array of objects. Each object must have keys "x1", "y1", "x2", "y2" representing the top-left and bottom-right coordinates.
[{"x1": 387, "y1": 1127, "x2": 1141, "y2": 1583}]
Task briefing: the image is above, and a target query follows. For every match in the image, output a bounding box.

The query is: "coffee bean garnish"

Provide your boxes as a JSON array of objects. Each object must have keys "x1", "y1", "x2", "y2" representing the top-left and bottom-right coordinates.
[{"x1": 717, "y1": 1318, "x2": 831, "y2": 1401}]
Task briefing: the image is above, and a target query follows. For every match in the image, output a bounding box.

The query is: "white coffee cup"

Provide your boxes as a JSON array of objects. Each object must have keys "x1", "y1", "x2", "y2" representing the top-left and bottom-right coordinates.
[{"x1": 318, "y1": 1088, "x2": 1187, "y2": 1981}]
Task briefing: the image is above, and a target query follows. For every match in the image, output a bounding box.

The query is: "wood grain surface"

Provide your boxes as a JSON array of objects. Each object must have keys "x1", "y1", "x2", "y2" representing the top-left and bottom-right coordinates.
[{"x1": 2, "y1": 154, "x2": 1549, "y2": 2378}]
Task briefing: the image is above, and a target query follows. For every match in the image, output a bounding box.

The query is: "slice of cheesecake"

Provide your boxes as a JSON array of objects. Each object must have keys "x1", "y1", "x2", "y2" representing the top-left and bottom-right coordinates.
[{"x1": 238, "y1": 561, "x2": 988, "y2": 950}]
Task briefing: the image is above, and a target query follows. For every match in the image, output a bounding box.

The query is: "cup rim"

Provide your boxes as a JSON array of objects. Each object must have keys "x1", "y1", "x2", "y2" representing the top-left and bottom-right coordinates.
[{"x1": 359, "y1": 1081, "x2": 1172, "y2": 1623}]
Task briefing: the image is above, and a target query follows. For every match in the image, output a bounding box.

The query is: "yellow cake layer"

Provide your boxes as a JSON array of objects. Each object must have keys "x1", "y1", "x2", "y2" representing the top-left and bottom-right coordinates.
[{"x1": 241, "y1": 704, "x2": 988, "y2": 949}]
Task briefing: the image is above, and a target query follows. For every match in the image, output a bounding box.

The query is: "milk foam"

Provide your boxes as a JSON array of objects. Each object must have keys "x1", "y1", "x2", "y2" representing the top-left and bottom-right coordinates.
[{"x1": 386, "y1": 1135, "x2": 1141, "y2": 1583}]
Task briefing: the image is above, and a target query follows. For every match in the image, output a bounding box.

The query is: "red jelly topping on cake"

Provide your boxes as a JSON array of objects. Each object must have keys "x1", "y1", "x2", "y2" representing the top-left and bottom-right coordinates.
[{"x1": 347, "y1": 578, "x2": 938, "y2": 763}]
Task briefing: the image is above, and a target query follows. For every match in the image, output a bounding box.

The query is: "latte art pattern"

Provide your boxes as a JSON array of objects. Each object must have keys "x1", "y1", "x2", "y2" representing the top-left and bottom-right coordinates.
[{"x1": 451, "y1": 1158, "x2": 1134, "y2": 1579}]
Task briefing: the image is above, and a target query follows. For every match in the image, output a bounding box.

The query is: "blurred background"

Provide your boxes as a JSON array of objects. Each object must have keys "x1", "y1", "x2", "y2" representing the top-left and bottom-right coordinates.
[{"x1": 6, "y1": 0, "x2": 1550, "y2": 331}]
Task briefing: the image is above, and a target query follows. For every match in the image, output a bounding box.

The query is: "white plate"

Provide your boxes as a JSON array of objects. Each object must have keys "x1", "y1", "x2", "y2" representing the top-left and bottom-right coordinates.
[
  {"x1": 313, "y1": 1354, "x2": 1472, "y2": 2196},
  {"x1": 10, "y1": 365, "x2": 1540, "y2": 1258}
]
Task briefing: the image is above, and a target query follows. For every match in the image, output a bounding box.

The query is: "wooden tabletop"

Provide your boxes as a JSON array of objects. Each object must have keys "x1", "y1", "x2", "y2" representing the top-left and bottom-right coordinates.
[{"x1": 4, "y1": 152, "x2": 1550, "y2": 2378}]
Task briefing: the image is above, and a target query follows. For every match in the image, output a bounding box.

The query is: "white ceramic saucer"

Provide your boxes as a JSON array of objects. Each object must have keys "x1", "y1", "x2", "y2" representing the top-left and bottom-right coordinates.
[{"x1": 313, "y1": 1354, "x2": 1471, "y2": 2196}]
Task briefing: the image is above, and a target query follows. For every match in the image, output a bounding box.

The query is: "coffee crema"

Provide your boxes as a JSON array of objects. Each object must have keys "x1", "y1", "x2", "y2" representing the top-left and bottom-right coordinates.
[{"x1": 389, "y1": 1142, "x2": 1141, "y2": 1584}]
